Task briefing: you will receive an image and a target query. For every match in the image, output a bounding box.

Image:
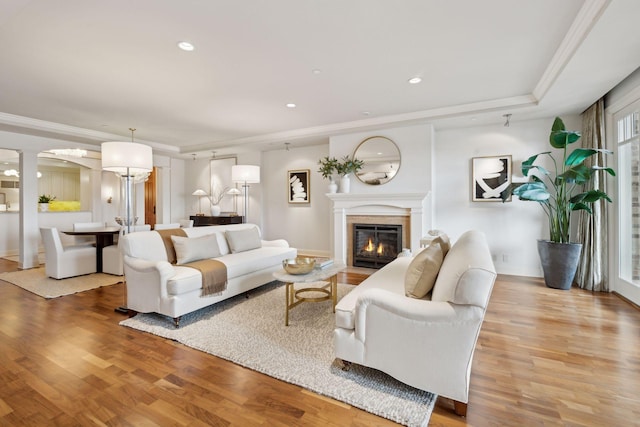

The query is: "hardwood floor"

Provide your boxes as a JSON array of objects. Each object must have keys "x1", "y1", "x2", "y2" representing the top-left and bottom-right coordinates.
[{"x1": 0, "y1": 258, "x2": 638, "y2": 426}]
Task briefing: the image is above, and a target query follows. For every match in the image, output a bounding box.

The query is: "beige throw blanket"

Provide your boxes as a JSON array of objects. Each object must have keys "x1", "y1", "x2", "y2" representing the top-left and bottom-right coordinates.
[
  {"x1": 157, "y1": 228, "x2": 228, "y2": 296},
  {"x1": 184, "y1": 259, "x2": 228, "y2": 296}
]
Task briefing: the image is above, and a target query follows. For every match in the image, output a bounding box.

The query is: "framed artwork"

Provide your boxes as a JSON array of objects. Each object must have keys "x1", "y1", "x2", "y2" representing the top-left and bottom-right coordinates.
[
  {"x1": 210, "y1": 157, "x2": 237, "y2": 213},
  {"x1": 288, "y1": 169, "x2": 310, "y2": 204},
  {"x1": 471, "y1": 155, "x2": 512, "y2": 202}
]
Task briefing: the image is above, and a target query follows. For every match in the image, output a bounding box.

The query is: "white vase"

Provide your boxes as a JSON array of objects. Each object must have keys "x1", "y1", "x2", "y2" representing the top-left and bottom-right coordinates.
[
  {"x1": 211, "y1": 205, "x2": 221, "y2": 217},
  {"x1": 39, "y1": 203, "x2": 49, "y2": 212},
  {"x1": 340, "y1": 174, "x2": 351, "y2": 193},
  {"x1": 328, "y1": 178, "x2": 338, "y2": 194}
]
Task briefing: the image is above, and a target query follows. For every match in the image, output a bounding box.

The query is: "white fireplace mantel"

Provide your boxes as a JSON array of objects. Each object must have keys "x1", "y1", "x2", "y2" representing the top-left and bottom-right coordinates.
[{"x1": 327, "y1": 192, "x2": 431, "y2": 265}]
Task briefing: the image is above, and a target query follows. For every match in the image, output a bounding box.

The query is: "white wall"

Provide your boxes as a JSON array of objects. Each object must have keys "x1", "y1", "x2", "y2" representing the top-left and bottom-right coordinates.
[
  {"x1": 434, "y1": 115, "x2": 581, "y2": 277},
  {"x1": 169, "y1": 157, "x2": 186, "y2": 223},
  {"x1": 184, "y1": 157, "x2": 216, "y2": 216},
  {"x1": 262, "y1": 144, "x2": 330, "y2": 253}
]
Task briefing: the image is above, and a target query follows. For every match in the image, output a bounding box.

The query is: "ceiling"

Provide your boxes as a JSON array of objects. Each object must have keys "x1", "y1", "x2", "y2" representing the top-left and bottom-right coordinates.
[{"x1": 0, "y1": 0, "x2": 639, "y2": 158}]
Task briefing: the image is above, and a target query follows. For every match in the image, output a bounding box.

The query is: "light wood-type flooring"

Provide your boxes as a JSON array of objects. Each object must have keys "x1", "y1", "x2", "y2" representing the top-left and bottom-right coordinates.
[{"x1": 0, "y1": 258, "x2": 638, "y2": 426}]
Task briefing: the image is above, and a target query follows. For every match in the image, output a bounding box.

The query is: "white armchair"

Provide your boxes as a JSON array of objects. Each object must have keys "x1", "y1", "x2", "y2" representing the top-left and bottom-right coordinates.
[
  {"x1": 40, "y1": 227, "x2": 97, "y2": 279},
  {"x1": 103, "y1": 224, "x2": 151, "y2": 276},
  {"x1": 334, "y1": 230, "x2": 496, "y2": 416},
  {"x1": 179, "y1": 219, "x2": 194, "y2": 228},
  {"x1": 72, "y1": 221, "x2": 104, "y2": 245},
  {"x1": 154, "y1": 223, "x2": 181, "y2": 230}
]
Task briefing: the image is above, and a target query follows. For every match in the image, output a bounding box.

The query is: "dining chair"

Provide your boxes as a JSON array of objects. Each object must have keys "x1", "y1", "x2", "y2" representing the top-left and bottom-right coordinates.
[
  {"x1": 40, "y1": 227, "x2": 97, "y2": 279},
  {"x1": 179, "y1": 219, "x2": 194, "y2": 228},
  {"x1": 102, "y1": 224, "x2": 151, "y2": 276},
  {"x1": 154, "y1": 223, "x2": 181, "y2": 230},
  {"x1": 72, "y1": 221, "x2": 104, "y2": 246}
]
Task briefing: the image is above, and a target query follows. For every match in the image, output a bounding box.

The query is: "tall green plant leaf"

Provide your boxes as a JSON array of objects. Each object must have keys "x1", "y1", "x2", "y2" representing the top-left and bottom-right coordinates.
[
  {"x1": 521, "y1": 152, "x2": 550, "y2": 176},
  {"x1": 512, "y1": 182, "x2": 550, "y2": 201},
  {"x1": 549, "y1": 117, "x2": 581, "y2": 149},
  {"x1": 557, "y1": 164, "x2": 592, "y2": 184}
]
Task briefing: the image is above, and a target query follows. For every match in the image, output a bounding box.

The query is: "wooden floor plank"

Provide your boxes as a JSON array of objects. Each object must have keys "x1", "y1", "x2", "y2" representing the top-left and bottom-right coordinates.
[{"x1": 0, "y1": 259, "x2": 639, "y2": 426}]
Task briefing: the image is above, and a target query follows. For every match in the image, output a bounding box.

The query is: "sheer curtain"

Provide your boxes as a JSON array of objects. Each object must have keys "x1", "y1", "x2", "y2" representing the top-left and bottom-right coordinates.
[{"x1": 575, "y1": 99, "x2": 609, "y2": 291}]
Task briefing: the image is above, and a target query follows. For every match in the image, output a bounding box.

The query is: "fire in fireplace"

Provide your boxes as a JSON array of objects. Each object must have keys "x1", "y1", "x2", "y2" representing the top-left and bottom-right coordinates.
[{"x1": 353, "y1": 223, "x2": 402, "y2": 268}]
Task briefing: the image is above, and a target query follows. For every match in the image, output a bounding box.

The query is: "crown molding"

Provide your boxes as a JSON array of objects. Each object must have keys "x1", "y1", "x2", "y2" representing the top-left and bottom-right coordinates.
[
  {"x1": 182, "y1": 94, "x2": 538, "y2": 153},
  {"x1": 533, "y1": 0, "x2": 611, "y2": 101},
  {"x1": 0, "y1": 112, "x2": 180, "y2": 154}
]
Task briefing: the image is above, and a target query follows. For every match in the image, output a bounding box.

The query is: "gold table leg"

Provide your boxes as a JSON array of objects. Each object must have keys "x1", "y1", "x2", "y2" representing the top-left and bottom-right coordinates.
[
  {"x1": 284, "y1": 273, "x2": 338, "y2": 326},
  {"x1": 331, "y1": 274, "x2": 337, "y2": 312},
  {"x1": 285, "y1": 281, "x2": 292, "y2": 326}
]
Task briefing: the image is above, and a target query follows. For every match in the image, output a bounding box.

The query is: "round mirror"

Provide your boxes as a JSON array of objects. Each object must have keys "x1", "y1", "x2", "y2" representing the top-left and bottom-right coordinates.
[{"x1": 353, "y1": 136, "x2": 401, "y2": 185}]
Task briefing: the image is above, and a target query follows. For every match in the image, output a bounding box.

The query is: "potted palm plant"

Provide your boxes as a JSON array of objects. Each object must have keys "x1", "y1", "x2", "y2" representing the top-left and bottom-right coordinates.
[
  {"x1": 38, "y1": 194, "x2": 56, "y2": 212},
  {"x1": 502, "y1": 117, "x2": 615, "y2": 289}
]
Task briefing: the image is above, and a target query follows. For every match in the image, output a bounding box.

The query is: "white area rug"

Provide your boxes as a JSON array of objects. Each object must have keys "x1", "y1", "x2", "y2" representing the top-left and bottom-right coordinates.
[
  {"x1": 0, "y1": 267, "x2": 121, "y2": 298},
  {"x1": 1, "y1": 253, "x2": 46, "y2": 264},
  {"x1": 121, "y1": 282, "x2": 436, "y2": 426}
]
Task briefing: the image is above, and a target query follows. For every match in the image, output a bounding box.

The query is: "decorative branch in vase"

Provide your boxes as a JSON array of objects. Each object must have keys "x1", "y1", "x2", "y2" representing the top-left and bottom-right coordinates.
[{"x1": 209, "y1": 185, "x2": 230, "y2": 216}]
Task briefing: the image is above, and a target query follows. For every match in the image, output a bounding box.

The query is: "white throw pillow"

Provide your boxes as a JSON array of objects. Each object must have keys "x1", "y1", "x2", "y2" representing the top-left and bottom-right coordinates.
[
  {"x1": 404, "y1": 236, "x2": 447, "y2": 299},
  {"x1": 171, "y1": 234, "x2": 221, "y2": 264},
  {"x1": 225, "y1": 227, "x2": 262, "y2": 253}
]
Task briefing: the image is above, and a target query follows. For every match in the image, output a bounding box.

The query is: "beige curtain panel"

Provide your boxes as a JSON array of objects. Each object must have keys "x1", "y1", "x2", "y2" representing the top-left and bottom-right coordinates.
[{"x1": 575, "y1": 98, "x2": 609, "y2": 292}]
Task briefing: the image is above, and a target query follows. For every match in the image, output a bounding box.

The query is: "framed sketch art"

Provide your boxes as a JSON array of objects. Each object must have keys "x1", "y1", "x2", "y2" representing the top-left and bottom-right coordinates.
[
  {"x1": 288, "y1": 169, "x2": 310, "y2": 204},
  {"x1": 471, "y1": 155, "x2": 512, "y2": 202}
]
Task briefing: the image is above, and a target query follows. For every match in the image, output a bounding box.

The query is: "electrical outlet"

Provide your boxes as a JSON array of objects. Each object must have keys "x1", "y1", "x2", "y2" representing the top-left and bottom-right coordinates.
[{"x1": 502, "y1": 254, "x2": 509, "y2": 262}]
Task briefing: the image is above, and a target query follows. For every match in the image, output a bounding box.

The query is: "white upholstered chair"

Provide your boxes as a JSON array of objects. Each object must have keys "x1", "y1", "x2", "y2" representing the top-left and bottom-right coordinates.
[
  {"x1": 154, "y1": 222, "x2": 181, "y2": 230},
  {"x1": 40, "y1": 227, "x2": 97, "y2": 279},
  {"x1": 73, "y1": 222, "x2": 104, "y2": 230},
  {"x1": 179, "y1": 219, "x2": 194, "y2": 228},
  {"x1": 72, "y1": 221, "x2": 104, "y2": 245},
  {"x1": 102, "y1": 224, "x2": 151, "y2": 276}
]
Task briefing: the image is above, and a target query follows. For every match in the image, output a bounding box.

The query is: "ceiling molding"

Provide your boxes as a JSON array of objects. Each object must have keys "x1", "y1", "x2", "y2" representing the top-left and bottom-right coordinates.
[
  {"x1": 533, "y1": 0, "x2": 612, "y2": 101},
  {"x1": 0, "y1": 112, "x2": 180, "y2": 154},
  {"x1": 182, "y1": 94, "x2": 538, "y2": 153}
]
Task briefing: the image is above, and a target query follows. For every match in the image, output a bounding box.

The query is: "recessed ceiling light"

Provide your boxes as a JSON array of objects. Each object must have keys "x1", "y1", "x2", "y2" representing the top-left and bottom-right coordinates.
[
  {"x1": 177, "y1": 41, "x2": 195, "y2": 51},
  {"x1": 286, "y1": 103, "x2": 296, "y2": 108},
  {"x1": 312, "y1": 69, "x2": 322, "y2": 75},
  {"x1": 408, "y1": 77, "x2": 422, "y2": 84},
  {"x1": 362, "y1": 111, "x2": 371, "y2": 116}
]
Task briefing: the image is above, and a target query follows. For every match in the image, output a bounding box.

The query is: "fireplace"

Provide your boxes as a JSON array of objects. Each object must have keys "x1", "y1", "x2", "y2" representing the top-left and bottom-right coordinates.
[
  {"x1": 353, "y1": 223, "x2": 402, "y2": 268},
  {"x1": 327, "y1": 192, "x2": 430, "y2": 267}
]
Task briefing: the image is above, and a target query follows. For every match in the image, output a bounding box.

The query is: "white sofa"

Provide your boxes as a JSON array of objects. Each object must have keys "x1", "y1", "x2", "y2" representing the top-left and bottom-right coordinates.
[
  {"x1": 334, "y1": 230, "x2": 496, "y2": 416},
  {"x1": 120, "y1": 223, "x2": 296, "y2": 327}
]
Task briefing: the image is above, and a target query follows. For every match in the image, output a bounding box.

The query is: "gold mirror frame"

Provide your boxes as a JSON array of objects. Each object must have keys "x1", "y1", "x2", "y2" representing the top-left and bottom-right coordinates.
[{"x1": 353, "y1": 136, "x2": 401, "y2": 185}]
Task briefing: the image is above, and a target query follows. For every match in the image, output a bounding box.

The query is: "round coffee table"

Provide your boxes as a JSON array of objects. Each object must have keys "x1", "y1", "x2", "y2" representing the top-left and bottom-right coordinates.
[{"x1": 273, "y1": 263, "x2": 345, "y2": 326}]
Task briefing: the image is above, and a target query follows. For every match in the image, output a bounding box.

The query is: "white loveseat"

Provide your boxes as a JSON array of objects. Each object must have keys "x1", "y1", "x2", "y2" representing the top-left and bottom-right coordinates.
[
  {"x1": 334, "y1": 230, "x2": 496, "y2": 416},
  {"x1": 120, "y1": 223, "x2": 296, "y2": 327}
]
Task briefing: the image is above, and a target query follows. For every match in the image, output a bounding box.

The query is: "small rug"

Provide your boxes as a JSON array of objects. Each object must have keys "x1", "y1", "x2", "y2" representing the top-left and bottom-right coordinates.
[
  {"x1": 0, "y1": 267, "x2": 121, "y2": 298},
  {"x1": 1, "y1": 253, "x2": 46, "y2": 264},
  {"x1": 121, "y1": 282, "x2": 436, "y2": 426}
]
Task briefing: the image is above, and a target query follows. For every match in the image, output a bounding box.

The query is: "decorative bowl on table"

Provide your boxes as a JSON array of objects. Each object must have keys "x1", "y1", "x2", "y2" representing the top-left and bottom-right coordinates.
[{"x1": 282, "y1": 257, "x2": 316, "y2": 275}]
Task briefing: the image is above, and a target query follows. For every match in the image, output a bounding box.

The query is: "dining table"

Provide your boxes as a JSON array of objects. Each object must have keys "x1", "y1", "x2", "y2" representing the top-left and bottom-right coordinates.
[{"x1": 61, "y1": 226, "x2": 121, "y2": 273}]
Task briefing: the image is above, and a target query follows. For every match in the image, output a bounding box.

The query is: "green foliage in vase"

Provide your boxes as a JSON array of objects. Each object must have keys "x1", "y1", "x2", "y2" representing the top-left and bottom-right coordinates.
[
  {"x1": 335, "y1": 155, "x2": 364, "y2": 177},
  {"x1": 38, "y1": 194, "x2": 56, "y2": 203},
  {"x1": 317, "y1": 156, "x2": 339, "y2": 180}
]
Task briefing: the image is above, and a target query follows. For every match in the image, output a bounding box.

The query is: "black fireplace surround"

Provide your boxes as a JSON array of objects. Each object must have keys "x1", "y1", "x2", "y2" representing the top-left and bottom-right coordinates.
[{"x1": 353, "y1": 223, "x2": 402, "y2": 268}]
